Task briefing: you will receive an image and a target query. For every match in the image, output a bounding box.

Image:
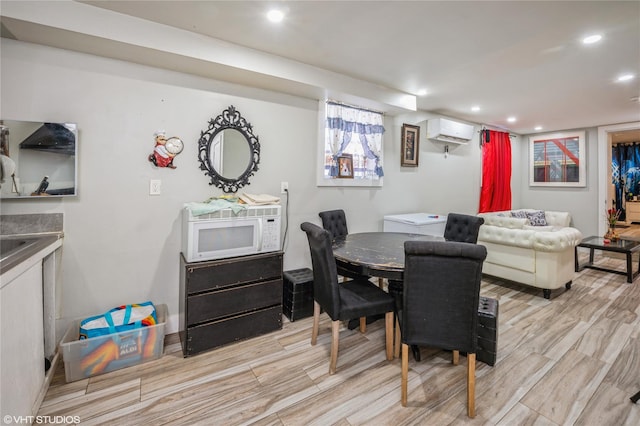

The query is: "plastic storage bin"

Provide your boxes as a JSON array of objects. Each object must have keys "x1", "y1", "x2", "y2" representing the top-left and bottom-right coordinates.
[{"x1": 60, "y1": 304, "x2": 167, "y2": 382}]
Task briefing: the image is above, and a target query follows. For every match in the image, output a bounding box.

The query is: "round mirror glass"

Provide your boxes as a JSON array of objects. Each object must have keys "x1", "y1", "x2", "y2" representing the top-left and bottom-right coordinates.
[{"x1": 210, "y1": 129, "x2": 251, "y2": 179}]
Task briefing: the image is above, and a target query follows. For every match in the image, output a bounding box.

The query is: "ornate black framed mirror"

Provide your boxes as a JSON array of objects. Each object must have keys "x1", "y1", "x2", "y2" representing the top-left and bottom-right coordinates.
[{"x1": 197, "y1": 105, "x2": 260, "y2": 193}]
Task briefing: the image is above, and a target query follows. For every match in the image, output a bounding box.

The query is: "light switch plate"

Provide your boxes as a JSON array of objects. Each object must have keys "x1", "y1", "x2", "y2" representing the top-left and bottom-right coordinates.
[{"x1": 150, "y1": 179, "x2": 161, "y2": 195}]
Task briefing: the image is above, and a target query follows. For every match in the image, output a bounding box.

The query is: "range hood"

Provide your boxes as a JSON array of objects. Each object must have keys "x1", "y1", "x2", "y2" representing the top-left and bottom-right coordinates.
[{"x1": 19, "y1": 123, "x2": 76, "y2": 155}]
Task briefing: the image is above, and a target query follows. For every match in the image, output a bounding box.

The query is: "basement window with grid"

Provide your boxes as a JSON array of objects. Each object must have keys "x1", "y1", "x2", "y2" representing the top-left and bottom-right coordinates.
[{"x1": 318, "y1": 101, "x2": 385, "y2": 186}]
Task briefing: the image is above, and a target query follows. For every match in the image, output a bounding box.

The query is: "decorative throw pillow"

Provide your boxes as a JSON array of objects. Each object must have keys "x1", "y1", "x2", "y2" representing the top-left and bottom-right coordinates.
[
  {"x1": 511, "y1": 211, "x2": 528, "y2": 219},
  {"x1": 526, "y1": 210, "x2": 547, "y2": 226}
]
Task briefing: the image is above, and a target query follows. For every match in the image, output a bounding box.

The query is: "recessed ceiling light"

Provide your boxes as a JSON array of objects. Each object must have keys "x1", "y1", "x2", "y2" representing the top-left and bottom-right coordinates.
[
  {"x1": 534, "y1": 126, "x2": 543, "y2": 131},
  {"x1": 507, "y1": 116, "x2": 517, "y2": 123},
  {"x1": 617, "y1": 74, "x2": 635, "y2": 82},
  {"x1": 582, "y1": 34, "x2": 602, "y2": 44},
  {"x1": 416, "y1": 89, "x2": 427, "y2": 96},
  {"x1": 471, "y1": 106, "x2": 480, "y2": 112},
  {"x1": 266, "y1": 9, "x2": 285, "y2": 23}
]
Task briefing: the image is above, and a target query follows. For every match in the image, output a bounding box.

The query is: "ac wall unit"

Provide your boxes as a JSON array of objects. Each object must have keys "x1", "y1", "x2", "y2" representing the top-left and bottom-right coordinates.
[{"x1": 427, "y1": 118, "x2": 475, "y2": 144}]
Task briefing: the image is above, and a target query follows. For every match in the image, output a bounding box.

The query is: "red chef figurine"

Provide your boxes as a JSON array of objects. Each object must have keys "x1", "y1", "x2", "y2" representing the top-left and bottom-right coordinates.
[{"x1": 148, "y1": 130, "x2": 183, "y2": 169}]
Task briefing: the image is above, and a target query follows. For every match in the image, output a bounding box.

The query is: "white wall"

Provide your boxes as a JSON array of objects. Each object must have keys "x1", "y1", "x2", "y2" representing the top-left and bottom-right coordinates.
[
  {"x1": 518, "y1": 127, "x2": 600, "y2": 235},
  {"x1": 1, "y1": 40, "x2": 533, "y2": 337}
]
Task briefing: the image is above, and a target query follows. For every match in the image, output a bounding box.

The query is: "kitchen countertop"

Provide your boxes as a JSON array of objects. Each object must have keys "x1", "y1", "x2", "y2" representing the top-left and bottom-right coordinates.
[{"x1": 0, "y1": 233, "x2": 63, "y2": 278}]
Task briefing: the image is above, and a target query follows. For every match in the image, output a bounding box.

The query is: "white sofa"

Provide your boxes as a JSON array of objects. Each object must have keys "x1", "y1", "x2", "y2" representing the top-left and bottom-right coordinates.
[{"x1": 477, "y1": 209, "x2": 583, "y2": 299}]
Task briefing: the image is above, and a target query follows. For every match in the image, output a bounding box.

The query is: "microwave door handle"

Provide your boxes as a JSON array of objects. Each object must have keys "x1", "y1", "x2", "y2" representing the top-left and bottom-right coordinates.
[{"x1": 256, "y1": 220, "x2": 263, "y2": 250}]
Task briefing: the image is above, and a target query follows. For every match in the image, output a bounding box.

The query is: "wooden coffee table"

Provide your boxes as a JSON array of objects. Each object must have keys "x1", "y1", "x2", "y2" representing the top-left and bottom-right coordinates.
[{"x1": 575, "y1": 236, "x2": 640, "y2": 283}]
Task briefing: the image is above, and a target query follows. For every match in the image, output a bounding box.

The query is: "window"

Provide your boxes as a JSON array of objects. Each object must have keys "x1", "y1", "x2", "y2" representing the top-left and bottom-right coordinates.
[{"x1": 322, "y1": 101, "x2": 385, "y2": 183}]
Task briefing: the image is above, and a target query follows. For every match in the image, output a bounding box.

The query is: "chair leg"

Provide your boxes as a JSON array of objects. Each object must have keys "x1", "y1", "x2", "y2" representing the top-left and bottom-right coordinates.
[
  {"x1": 385, "y1": 312, "x2": 393, "y2": 360},
  {"x1": 311, "y1": 301, "x2": 321, "y2": 345},
  {"x1": 378, "y1": 277, "x2": 384, "y2": 289},
  {"x1": 452, "y1": 350, "x2": 459, "y2": 365},
  {"x1": 401, "y1": 343, "x2": 409, "y2": 406},
  {"x1": 467, "y1": 353, "x2": 476, "y2": 418},
  {"x1": 329, "y1": 320, "x2": 340, "y2": 375},
  {"x1": 359, "y1": 317, "x2": 366, "y2": 333},
  {"x1": 394, "y1": 317, "x2": 401, "y2": 359}
]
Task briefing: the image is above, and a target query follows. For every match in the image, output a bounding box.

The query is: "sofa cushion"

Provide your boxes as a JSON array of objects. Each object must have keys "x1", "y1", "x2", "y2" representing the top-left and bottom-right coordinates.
[
  {"x1": 511, "y1": 211, "x2": 528, "y2": 219},
  {"x1": 544, "y1": 211, "x2": 571, "y2": 227},
  {"x1": 526, "y1": 210, "x2": 547, "y2": 226},
  {"x1": 504, "y1": 209, "x2": 572, "y2": 227},
  {"x1": 480, "y1": 214, "x2": 528, "y2": 229}
]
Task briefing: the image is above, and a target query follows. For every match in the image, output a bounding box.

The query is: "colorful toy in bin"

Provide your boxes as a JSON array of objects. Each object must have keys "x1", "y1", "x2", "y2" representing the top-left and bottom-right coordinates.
[{"x1": 78, "y1": 301, "x2": 158, "y2": 377}]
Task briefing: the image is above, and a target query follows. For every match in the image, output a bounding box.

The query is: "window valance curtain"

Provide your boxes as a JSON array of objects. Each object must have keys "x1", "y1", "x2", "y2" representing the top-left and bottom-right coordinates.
[
  {"x1": 479, "y1": 129, "x2": 511, "y2": 213},
  {"x1": 326, "y1": 102, "x2": 385, "y2": 177}
]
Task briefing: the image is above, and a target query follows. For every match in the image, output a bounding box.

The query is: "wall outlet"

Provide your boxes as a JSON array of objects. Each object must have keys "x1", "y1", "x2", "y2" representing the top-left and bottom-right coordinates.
[
  {"x1": 150, "y1": 179, "x2": 161, "y2": 195},
  {"x1": 280, "y1": 181, "x2": 289, "y2": 194}
]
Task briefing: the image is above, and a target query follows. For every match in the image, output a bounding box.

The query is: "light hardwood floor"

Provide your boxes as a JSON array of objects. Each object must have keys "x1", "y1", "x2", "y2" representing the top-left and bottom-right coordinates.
[
  {"x1": 617, "y1": 222, "x2": 640, "y2": 240},
  {"x1": 38, "y1": 251, "x2": 640, "y2": 425}
]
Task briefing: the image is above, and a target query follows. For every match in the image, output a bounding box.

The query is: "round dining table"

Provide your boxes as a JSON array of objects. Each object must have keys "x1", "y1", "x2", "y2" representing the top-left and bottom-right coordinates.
[{"x1": 332, "y1": 231, "x2": 443, "y2": 281}]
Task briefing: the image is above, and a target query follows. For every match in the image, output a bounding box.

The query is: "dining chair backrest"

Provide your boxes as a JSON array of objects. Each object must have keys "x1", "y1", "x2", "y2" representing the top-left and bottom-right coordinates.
[
  {"x1": 318, "y1": 209, "x2": 349, "y2": 240},
  {"x1": 402, "y1": 240, "x2": 487, "y2": 352},
  {"x1": 300, "y1": 222, "x2": 341, "y2": 319},
  {"x1": 444, "y1": 213, "x2": 485, "y2": 244}
]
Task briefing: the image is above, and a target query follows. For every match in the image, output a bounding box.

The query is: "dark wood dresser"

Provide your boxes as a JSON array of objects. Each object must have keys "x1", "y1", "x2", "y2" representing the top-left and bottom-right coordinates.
[{"x1": 179, "y1": 251, "x2": 283, "y2": 357}]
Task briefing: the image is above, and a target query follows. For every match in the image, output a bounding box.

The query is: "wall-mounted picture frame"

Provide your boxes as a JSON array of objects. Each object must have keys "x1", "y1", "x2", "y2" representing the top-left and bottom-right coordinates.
[
  {"x1": 337, "y1": 153, "x2": 354, "y2": 178},
  {"x1": 529, "y1": 131, "x2": 586, "y2": 187},
  {"x1": 401, "y1": 123, "x2": 420, "y2": 167}
]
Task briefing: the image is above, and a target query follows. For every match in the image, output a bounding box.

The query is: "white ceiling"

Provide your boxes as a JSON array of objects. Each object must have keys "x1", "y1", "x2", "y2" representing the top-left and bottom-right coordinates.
[{"x1": 1, "y1": 1, "x2": 639, "y2": 137}]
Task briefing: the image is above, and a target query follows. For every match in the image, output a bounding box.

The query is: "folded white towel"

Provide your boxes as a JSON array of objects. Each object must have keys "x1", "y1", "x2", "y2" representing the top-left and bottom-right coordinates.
[{"x1": 240, "y1": 193, "x2": 280, "y2": 205}]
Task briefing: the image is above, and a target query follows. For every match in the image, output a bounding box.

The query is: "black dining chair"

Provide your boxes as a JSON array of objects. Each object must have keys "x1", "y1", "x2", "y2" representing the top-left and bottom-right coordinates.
[
  {"x1": 318, "y1": 209, "x2": 349, "y2": 240},
  {"x1": 319, "y1": 208, "x2": 385, "y2": 294},
  {"x1": 444, "y1": 213, "x2": 485, "y2": 243},
  {"x1": 399, "y1": 240, "x2": 487, "y2": 418},
  {"x1": 300, "y1": 222, "x2": 395, "y2": 375},
  {"x1": 392, "y1": 213, "x2": 485, "y2": 361}
]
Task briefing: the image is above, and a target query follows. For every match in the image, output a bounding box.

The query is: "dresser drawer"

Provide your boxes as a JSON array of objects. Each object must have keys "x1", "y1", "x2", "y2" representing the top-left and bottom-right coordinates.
[
  {"x1": 184, "y1": 305, "x2": 282, "y2": 356},
  {"x1": 186, "y1": 252, "x2": 283, "y2": 294},
  {"x1": 187, "y1": 278, "x2": 283, "y2": 325},
  {"x1": 627, "y1": 202, "x2": 640, "y2": 222},
  {"x1": 627, "y1": 202, "x2": 640, "y2": 213}
]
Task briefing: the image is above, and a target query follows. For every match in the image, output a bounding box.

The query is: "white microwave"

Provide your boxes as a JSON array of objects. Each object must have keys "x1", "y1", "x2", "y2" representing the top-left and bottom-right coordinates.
[{"x1": 182, "y1": 205, "x2": 281, "y2": 262}]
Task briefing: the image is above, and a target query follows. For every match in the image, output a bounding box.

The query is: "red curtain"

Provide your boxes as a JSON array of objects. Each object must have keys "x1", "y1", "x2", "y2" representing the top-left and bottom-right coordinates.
[{"x1": 478, "y1": 130, "x2": 512, "y2": 213}]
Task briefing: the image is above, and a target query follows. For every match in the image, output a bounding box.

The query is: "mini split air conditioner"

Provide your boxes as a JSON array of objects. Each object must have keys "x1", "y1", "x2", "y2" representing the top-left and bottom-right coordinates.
[{"x1": 426, "y1": 118, "x2": 475, "y2": 144}]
